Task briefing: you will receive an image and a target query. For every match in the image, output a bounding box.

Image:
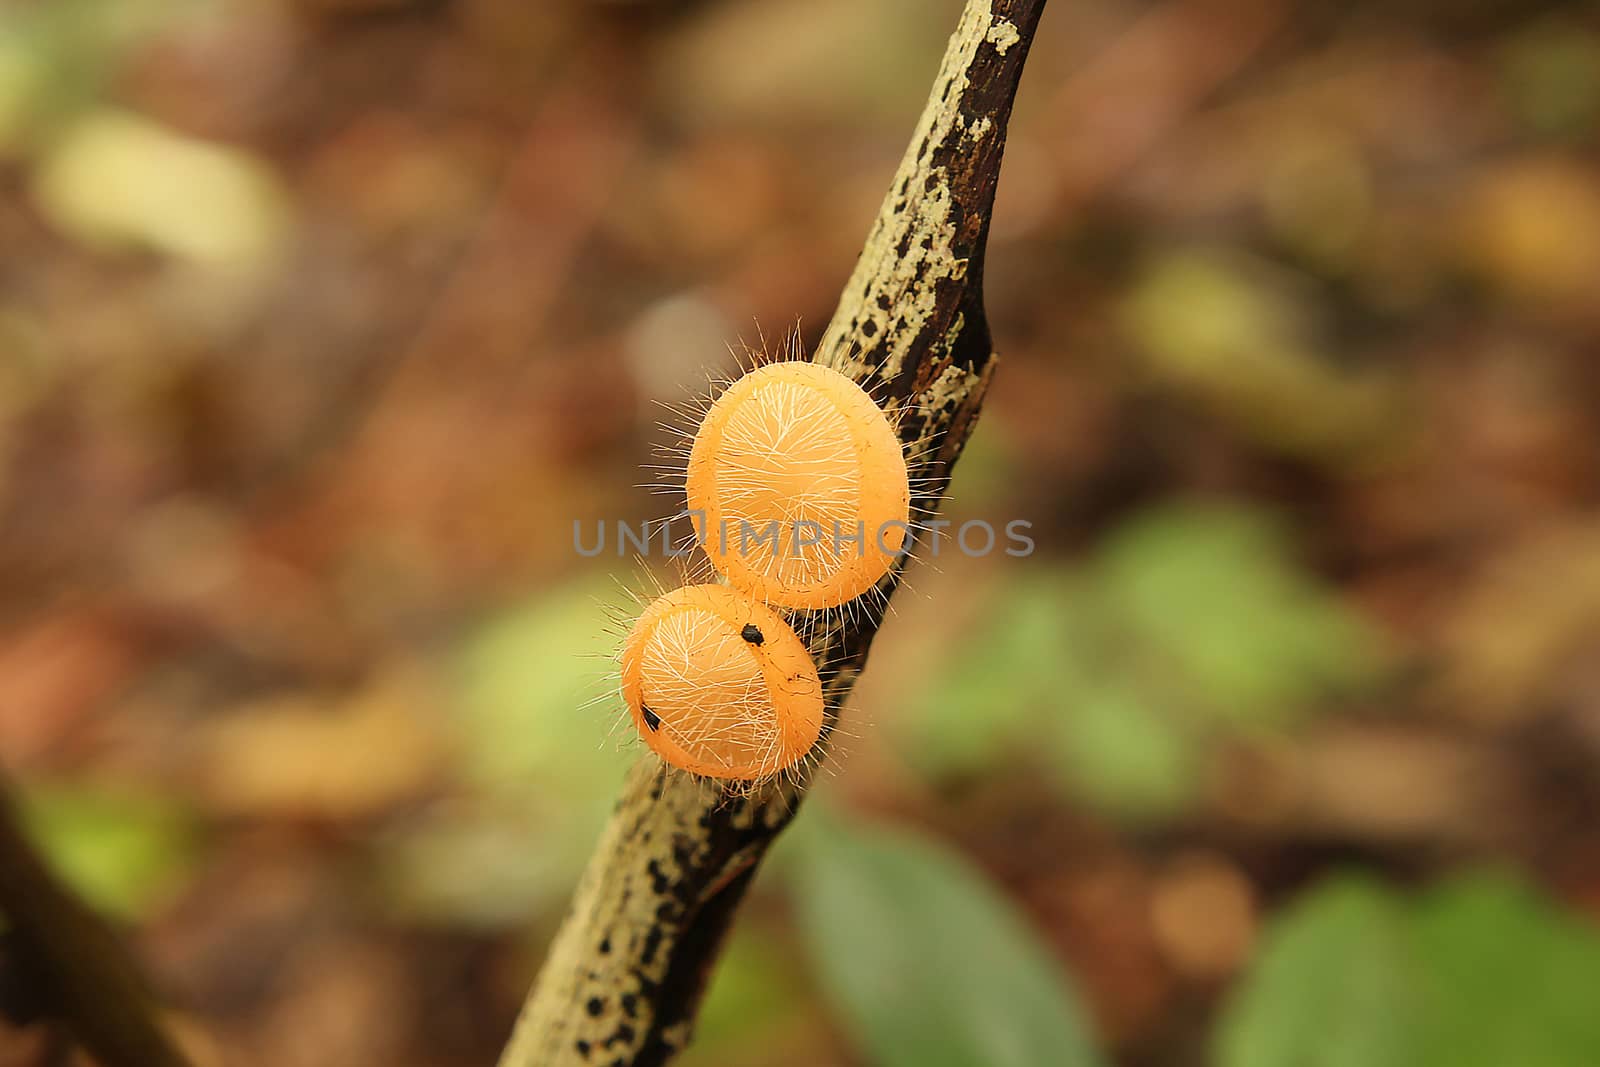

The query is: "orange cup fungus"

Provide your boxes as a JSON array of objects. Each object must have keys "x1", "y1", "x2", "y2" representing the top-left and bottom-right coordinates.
[
  {"x1": 685, "y1": 362, "x2": 909, "y2": 611},
  {"x1": 620, "y1": 584, "x2": 824, "y2": 781}
]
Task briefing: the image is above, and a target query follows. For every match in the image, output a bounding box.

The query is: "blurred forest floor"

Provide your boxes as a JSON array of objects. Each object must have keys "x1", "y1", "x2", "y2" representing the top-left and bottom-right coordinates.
[{"x1": 2, "y1": 0, "x2": 1600, "y2": 1064}]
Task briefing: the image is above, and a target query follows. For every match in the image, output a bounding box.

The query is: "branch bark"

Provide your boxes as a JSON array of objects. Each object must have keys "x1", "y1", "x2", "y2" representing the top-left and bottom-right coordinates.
[
  {"x1": 496, "y1": 2, "x2": 1046, "y2": 1063},
  {"x1": 0, "y1": 773, "x2": 194, "y2": 1067}
]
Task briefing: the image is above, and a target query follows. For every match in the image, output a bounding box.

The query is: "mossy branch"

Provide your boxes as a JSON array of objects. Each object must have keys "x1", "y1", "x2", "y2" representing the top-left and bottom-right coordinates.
[{"x1": 495, "y1": 2, "x2": 1046, "y2": 1064}]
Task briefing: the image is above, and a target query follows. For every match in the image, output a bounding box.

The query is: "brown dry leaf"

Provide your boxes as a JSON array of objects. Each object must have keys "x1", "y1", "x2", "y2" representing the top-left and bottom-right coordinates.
[
  {"x1": 1035, "y1": 859, "x2": 1173, "y2": 1043},
  {"x1": 653, "y1": 0, "x2": 962, "y2": 128},
  {"x1": 1119, "y1": 246, "x2": 1402, "y2": 465},
  {"x1": 1455, "y1": 157, "x2": 1600, "y2": 316},
  {"x1": 1149, "y1": 851, "x2": 1257, "y2": 981},
  {"x1": 1438, "y1": 522, "x2": 1600, "y2": 724},
  {"x1": 1265, "y1": 724, "x2": 1501, "y2": 842},
  {"x1": 192, "y1": 665, "x2": 448, "y2": 820},
  {"x1": 0, "y1": 609, "x2": 138, "y2": 765}
]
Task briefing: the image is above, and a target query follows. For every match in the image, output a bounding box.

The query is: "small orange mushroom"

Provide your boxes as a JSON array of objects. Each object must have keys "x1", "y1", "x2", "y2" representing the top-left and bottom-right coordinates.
[
  {"x1": 686, "y1": 362, "x2": 910, "y2": 611},
  {"x1": 620, "y1": 584, "x2": 823, "y2": 781}
]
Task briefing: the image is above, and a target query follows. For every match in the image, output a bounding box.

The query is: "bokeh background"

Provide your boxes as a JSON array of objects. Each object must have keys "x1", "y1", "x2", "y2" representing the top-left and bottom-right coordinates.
[{"x1": 4, "y1": 0, "x2": 1600, "y2": 1064}]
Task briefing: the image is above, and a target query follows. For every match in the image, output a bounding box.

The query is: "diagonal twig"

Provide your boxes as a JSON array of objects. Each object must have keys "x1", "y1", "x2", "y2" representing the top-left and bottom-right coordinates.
[
  {"x1": 495, "y1": 2, "x2": 1047, "y2": 1064},
  {"x1": 0, "y1": 772, "x2": 193, "y2": 1067}
]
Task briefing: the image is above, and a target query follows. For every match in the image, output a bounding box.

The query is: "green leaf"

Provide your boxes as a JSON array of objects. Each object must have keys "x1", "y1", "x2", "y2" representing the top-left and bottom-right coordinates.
[
  {"x1": 376, "y1": 801, "x2": 608, "y2": 928},
  {"x1": 1, "y1": 0, "x2": 239, "y2": 156},
  {"x1": 383, "y1": 576, "x2": 637, "y2": 924},
  {"x1": 1218, "y1": 870, "x2": 1600, "y2": 1067},
  {"x1": 903, "y1": 504, "x2": 1389, "y2": 820},
  {"x1": 1412, "y1": 872, "x2": 1600, "y2": 1067},
  {"x1": 454, "y1": 576, "x2": 634, "y2": 792},
  {"x1": 678, "y1": 926, "x2": 804, "y2": 1065},
  {"x1": 17, "y1": 783, "x2": 196, "y2": 919},
  {"x1": 1097, "y1": 504, "x2": 1385, "y2": 730},
  {"x1": 1216, "y1": 876, "x2": 1421, "y2": 1067},
  {"x1": 1118, "y1": 247, "x2": 1396, "y2": 460},
  {"x1": 902, "y1": 570, "x2": 1085, "y2": 778},
  {"x1": 1048, "y1": 681, "x2": 1196, "y2": 818},
  {"x1": 792, "y1": 810, "x2": 1105, "y2": 1067},
  {"x1": 1500, "y1": 20, "x2": 1600, "y2": 140}
]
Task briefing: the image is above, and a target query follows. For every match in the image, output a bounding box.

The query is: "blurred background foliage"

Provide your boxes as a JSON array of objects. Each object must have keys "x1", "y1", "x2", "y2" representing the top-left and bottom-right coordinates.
[{"x1": 2, "y1": 0, "x2": 1600, "y2": 1064}]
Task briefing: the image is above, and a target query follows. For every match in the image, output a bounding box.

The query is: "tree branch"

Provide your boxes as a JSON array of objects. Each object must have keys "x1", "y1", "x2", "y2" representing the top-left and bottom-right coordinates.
[
  {"x1": 496, "y1": 2, "x2": 1046, "y2": 1063},
  {"x1": 0, "y1": 773, "x2": 193, "y2": 1067}
]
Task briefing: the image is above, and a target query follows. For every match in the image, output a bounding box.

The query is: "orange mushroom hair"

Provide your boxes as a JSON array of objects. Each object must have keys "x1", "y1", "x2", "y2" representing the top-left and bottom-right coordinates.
[
  {"x1": 685, "y1": 361, "x2": 910, "y2": 612},
  {"x1": 619, "y1": 584, "x2": 824, "y2": 781}
]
